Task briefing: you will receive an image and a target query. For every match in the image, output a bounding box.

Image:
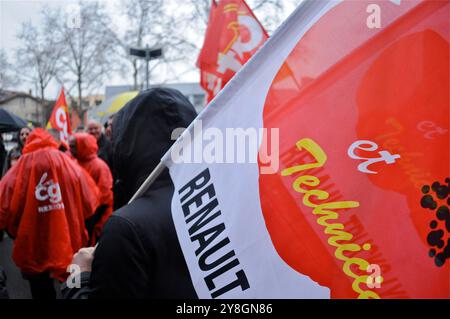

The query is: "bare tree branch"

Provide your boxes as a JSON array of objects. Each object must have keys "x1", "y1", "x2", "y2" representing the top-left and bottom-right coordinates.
[
  {"x1": 0, "y1": 50, "x2": 17, "y2": 89},
  {"x1": 45, "y1": 1, "x2": 117, "y2": 116}
]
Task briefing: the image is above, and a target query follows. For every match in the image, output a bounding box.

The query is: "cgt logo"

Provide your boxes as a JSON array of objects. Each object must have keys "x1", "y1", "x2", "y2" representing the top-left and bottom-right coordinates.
[
  {"x1": 35, "y1": 173, "x2": 62, "y2": 204},
  {"x1": 206, "y1": 1, "x2": 267, "y2": 97},
  {"x1": 217, "y1": 11, "x2": 265, "y2": 74},
  {"x1": 55, "y1": 106, "x2": 69, "y2": 143}
]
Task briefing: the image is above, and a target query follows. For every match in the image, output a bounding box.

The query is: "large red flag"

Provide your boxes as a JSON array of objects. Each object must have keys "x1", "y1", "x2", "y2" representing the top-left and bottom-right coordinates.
[
  {"x1": 258, "y1": 0, "x2": 449, "y2": 298},
  {"x1": 197, "y1": 0, "x2": 269, "y2": 103},
  {"x1": 47, "y1": 88, "x2": 72, "y2": 144},
  {"x1": 162, "y1": 0, "x2": 449, "y2": 298}
]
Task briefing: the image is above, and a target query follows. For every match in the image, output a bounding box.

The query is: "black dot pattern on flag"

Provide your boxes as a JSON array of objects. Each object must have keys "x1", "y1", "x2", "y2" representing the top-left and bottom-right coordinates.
[
  {"x1": 429, "y1": 249, "x2": 436, "y2": 257},
  {"x1": 421, "y1": 178, "x2": 450, "y2": 267}
]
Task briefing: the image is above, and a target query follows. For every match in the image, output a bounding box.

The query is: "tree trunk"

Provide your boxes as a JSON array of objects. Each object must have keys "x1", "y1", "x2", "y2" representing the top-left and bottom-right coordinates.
[
  {"x1": 39, "y1": 82, "x2": 45, "y2": 127},
  {"x1": 77, "y1": 77, "x2": 82, "y2": 119}
]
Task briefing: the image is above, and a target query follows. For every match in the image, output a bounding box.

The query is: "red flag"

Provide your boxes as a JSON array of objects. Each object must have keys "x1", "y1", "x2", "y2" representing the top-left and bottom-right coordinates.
[
  {"x1": 258, "y1": 0, "x2": 449, "y2": 298},
  {"x1": 164, "y1": 0, "x2": 449, "y2": 298},
  {"x1": 197, "y1": 0, "x2": 268, "y2": 103},
  {"x1": 47, "y1": 88, "x2": 72, "y2": 143}
]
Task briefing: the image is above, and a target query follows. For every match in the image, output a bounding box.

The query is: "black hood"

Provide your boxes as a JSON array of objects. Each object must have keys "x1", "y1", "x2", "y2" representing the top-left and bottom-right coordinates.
[{"x1": 112, "y1": 87, "x2": 197, "y2": 209}]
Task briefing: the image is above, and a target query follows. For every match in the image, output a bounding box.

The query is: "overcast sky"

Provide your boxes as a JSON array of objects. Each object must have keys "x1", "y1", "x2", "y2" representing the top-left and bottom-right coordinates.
[
  {"x1": 1, "y1": 0, "x2": 135, "y2": 99},
  {"x1": 0, "y1": 0, "x2": 299, "y2": 99}
]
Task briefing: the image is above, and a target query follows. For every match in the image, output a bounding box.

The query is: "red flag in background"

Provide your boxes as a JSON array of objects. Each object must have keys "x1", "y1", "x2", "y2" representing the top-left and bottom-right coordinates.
[
  {"x1": 47, "y1": 88, "x2": 72, "y2": 144},
  {"x1": 197, "y1": 0, "x2": 268, "y2": 103}
]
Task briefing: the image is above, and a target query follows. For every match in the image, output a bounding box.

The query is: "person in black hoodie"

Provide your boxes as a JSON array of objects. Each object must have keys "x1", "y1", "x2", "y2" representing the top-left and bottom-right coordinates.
[{"x1": 62, "y1": 87, "x2": 198, "y2": 299}]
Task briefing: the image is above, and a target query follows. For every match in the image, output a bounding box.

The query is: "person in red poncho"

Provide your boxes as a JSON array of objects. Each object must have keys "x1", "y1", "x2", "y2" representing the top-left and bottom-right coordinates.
[
  {"x1": 0, "y1": 128, "x2": 99, "y2": 299},
  {"x1": 69, "y1": 133, "x2": 113, "y2": 245}
]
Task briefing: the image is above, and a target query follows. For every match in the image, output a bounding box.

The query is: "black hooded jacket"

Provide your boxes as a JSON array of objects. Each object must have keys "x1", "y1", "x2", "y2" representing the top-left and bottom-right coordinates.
[
  {"x1": 97, "y1": 133, "x2": 113, "y2": 171},
  {"x1": 62, "y1": 88, "x2": 198, "y2": 298}
]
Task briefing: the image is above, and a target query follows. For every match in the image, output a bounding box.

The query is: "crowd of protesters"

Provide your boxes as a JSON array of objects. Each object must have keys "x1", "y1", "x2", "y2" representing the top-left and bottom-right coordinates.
[{"x1": 0, "y1": 88, "x2": 197, "y2": 299}]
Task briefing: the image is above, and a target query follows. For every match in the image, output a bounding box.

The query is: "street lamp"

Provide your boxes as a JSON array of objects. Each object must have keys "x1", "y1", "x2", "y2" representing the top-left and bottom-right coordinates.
[{"x1": 129, "y1": 46, "x2": 163, "y2": 90}]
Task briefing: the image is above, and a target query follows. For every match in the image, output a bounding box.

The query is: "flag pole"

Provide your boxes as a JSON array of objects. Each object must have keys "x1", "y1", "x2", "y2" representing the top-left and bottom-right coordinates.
[{"x1": 128, "y1": 161, "x2": 167, "y2": 203}]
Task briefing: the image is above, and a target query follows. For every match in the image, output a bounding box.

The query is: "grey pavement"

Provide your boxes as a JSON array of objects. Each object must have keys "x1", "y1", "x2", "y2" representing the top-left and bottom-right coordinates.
[
  {"x1": 0, "y1": 233, "x2": 31, "y2": 299},
  {"x1": 0, "y1": 232, "x2": 63, "y2": 299}
]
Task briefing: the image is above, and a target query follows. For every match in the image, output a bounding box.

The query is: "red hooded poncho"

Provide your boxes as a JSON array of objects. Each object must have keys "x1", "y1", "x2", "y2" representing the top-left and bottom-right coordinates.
[
  {"x1": 0, "y1": 129, "x2": 99, "y2": 279},
  {"x1": 73, "y1": 133, "x2": 113, "y2": 244}
]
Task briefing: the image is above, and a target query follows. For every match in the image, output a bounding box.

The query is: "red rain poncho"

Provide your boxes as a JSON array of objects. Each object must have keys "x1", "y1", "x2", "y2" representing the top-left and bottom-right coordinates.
[
  {"x1": 0, "y1": 129, "x2": 99, "y2": 279},
  {"x1": 73, "y1": 133, "x2": 113, "y2": 244}
]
